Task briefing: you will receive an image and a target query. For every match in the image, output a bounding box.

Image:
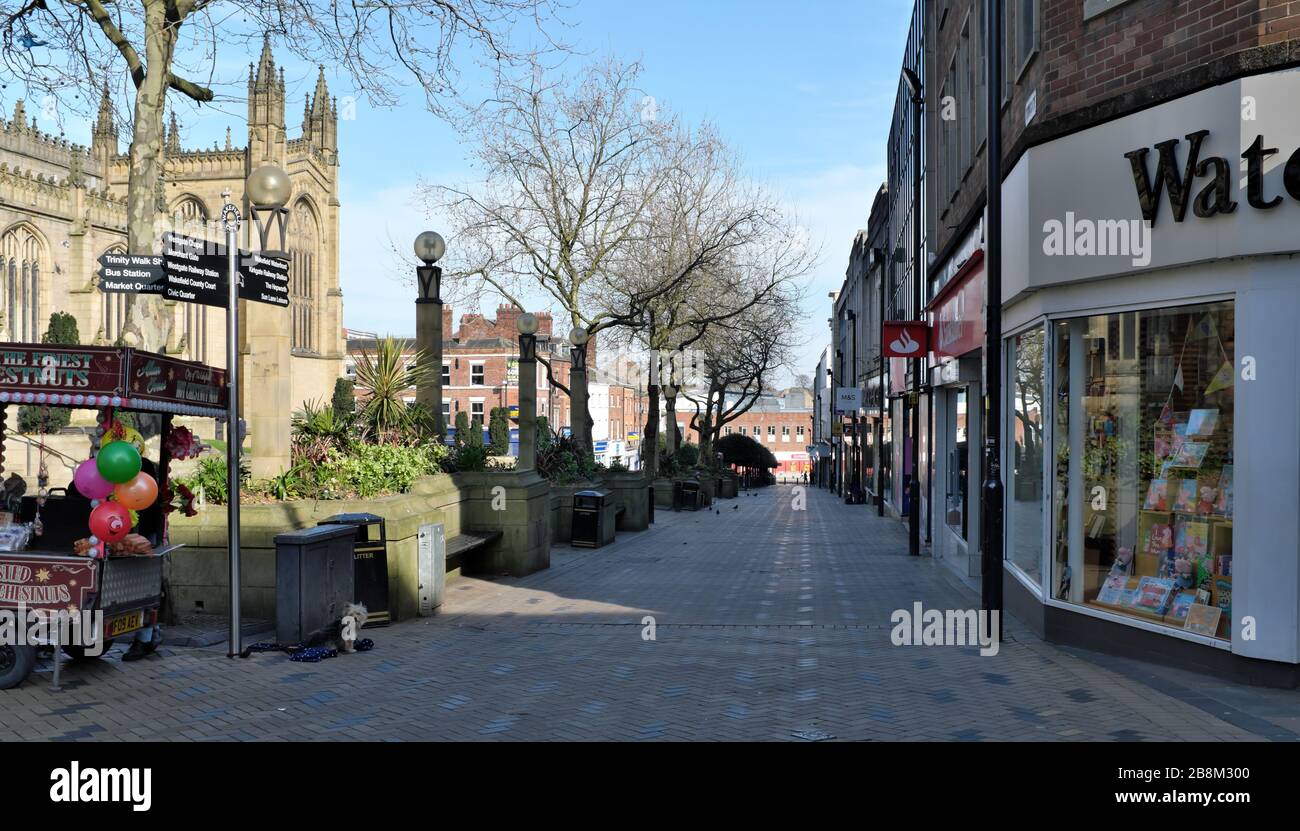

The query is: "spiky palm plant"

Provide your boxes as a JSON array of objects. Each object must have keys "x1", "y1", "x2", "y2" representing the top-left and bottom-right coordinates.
[{"x1": 352, "y1": 336, "x2": 433, "y2": 440}]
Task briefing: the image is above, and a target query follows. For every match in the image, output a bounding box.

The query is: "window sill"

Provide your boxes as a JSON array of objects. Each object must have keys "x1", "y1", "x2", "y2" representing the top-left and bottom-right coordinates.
[{"x1": 1083, "y1": 0, "x2": 1138, "y2": 22}]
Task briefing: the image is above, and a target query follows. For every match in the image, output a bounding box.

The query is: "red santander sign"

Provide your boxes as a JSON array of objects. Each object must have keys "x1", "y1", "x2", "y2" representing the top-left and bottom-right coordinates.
[{"x1": 882, "y1": 321, "x2": 930, "y2": 358}]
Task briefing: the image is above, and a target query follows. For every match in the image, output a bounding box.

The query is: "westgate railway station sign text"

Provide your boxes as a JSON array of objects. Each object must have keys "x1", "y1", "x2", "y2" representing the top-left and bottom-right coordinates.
[{"x1": 97, "y1": 234, "x2": 290, "y2": 309}]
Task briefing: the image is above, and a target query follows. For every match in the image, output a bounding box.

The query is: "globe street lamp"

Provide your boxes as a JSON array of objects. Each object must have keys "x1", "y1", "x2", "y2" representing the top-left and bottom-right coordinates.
[
  {"x1": 226, "y1": 163, "x2": 291, "y2": 656},
  {"x1": 517, "y1": 312, "x2": 540, "y2": 471},
  {"x1": 414, "y1": 231, "x2": 446, "y2": 437}
]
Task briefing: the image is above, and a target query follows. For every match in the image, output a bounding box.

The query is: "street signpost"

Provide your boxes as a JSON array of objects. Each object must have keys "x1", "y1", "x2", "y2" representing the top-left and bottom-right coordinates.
[
  {"x1": 97, "y1": 253, "x2": 164, "y2": 294},
  {"x1": 159, "y1": 232, "x2": 289, "y2": 308}
]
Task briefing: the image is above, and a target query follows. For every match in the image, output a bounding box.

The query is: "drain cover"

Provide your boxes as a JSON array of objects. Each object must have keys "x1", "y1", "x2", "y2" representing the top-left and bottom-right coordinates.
[{"x1": 791, "y1": 728, "x2": 836, "y2": 742}]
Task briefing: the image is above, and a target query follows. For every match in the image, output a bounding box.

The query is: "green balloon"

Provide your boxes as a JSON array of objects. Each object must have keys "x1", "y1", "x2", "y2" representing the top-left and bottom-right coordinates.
[{"x1": 96, "y1": 440, "x2": 142, "y2": 485}]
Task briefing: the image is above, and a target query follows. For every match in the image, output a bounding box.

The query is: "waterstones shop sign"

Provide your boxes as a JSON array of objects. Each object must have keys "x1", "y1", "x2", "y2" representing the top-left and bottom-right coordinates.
[{"x1": 1124, "y1": 129, "x2": 1300, "y2": 223}]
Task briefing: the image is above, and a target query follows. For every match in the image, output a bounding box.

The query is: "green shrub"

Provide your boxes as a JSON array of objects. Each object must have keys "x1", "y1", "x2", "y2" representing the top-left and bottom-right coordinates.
[
  {"x1": 18, "y1": 313, "x2": 80, "y2": 434},
  {"x1": 174, "y1": 455, "x2": 250, "y2": 505},
  {"x1": 488, "y1": 407, "x2": 510, "y2": 455},
  {"x1": 454, "y1": 410, "x2": 470, "y2": 447},
  {"x1": 311, "y1": 442, "x2": 447, "y2": 499},
  {"x1": 447, "y1": 442, "x2": 489, "y2": 472},
  {"x1": 331, "y1": 377, "x2": 355, "y2": 419}
]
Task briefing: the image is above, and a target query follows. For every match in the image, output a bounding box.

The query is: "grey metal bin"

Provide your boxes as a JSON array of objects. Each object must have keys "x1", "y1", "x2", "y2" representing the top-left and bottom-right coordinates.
[{"x1": 275, "y1": 524, "x2": 357, "y2": 645}]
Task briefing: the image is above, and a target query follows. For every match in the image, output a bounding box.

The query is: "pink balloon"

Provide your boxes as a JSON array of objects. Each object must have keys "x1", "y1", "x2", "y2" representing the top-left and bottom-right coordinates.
[{"x1": 74, "y1": 458, "x2": 114, "y2": 500}]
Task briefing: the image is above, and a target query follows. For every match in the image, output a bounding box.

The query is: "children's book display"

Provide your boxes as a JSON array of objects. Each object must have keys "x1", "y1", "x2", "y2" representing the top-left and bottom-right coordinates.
[{"x1": 1089, "y1": 313, "x2": 1232, "y2": 639}]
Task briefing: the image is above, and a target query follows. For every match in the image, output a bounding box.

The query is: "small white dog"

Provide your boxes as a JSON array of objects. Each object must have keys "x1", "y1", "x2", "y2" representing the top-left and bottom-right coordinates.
[{"x1": 338, "y1": 602, "x2": 369, "y2": 653}]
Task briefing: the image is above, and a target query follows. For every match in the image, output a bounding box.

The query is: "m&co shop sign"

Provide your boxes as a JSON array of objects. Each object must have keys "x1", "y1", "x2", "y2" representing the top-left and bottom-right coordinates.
[{"x1": 928, "y1": 249, "x2": 985, "y2": 360}]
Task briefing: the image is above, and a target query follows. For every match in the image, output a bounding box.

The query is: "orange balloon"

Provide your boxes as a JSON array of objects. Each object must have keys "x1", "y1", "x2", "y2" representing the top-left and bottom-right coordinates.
[{"x1": 113, "y1": 472, "x2": 159, "y2": 510}]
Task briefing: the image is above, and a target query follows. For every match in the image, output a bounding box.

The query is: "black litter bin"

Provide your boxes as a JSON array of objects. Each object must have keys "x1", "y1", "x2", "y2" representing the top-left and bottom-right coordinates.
[
  {"x1": 572, "y1": 490, "x2": 606, "y2": 548},
  {"x1": 319, "y1": 513, "x2": 390, "y2": 626},
  {"x1": 679, "y1": 478, "x2": 701, "y2": 511}
]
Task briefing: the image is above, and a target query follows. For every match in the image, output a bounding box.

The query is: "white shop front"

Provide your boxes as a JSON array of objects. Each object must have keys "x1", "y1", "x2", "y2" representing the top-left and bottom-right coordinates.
[{"x1": 1000, "y1": 65, "x2": 1300, "y2": 682}]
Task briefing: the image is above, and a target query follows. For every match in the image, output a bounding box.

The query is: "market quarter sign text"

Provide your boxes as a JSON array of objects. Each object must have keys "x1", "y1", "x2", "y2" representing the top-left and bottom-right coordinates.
[{"x1": 1125, "y1": 129, "x2": 1300, "y2": 224}]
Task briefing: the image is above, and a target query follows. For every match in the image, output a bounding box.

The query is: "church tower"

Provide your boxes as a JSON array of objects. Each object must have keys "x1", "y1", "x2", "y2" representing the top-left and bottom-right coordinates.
[
  {"x1": 246, "y1": 35, "x2": 287, "y2": 167},
  {"x1": 301, "y1": 65, "x2": 338, "y2": 163},
  {"x1": 90, "y1": 83, "x2": 117, "y2": 177}
]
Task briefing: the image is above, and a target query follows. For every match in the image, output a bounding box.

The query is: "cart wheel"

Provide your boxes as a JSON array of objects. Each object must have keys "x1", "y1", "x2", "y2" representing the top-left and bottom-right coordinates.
[
  {"x1": 62, "y1": 640, "x2": 115, "y2": 661},
  {"x1": 0, "y1": 644, "x2": 35, "y2": 690}
]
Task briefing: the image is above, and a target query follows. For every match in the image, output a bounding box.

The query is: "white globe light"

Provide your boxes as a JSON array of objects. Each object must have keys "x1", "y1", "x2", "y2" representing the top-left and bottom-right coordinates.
[
  {"x1": 569, "y1": 326, "x2": 589, "y2": 346},
  {"x1": 246, "y1": 164, "x2": 292, "y2": 208},
  {"x1": 517, "y1": 313, "x2": 539, "y2": 335},
  {"x1": 413, "y1": 231, "x2": 446, "y2": 263}
]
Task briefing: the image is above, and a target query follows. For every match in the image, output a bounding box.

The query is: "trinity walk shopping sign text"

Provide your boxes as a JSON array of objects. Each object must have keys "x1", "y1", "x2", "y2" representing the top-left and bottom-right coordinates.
[{"x1": 97, "y1": 233, "x2": 291, "y2": 308}]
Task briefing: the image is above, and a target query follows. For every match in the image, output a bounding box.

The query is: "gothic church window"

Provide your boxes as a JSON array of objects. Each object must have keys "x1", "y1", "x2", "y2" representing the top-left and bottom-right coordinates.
[
  {"x1": 2, "y1": 225, "x2": 45, "y2": 341},
  {"x1": 289, "y1": 199, "x2": 319, "y2": 353}
]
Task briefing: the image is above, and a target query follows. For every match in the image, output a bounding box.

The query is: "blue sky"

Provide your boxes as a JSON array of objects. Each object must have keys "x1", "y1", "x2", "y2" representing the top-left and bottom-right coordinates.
[{"x1": 14, "y1": 0, "x2": 914, "y2": 383}]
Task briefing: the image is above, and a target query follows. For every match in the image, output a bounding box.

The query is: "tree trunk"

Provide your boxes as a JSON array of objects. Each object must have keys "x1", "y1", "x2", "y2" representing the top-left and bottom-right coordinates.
[
  {"x1": 643, "y1": 382, "x2": 659, "y2": 477},
  {"x1": 120, "y1": 2, "x2": 177, "y2": 353}
]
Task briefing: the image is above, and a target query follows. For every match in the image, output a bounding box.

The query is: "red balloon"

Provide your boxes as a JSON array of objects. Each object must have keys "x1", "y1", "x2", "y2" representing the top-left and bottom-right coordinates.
[{"x1": 89, "y1": 501, "x2": 131, "y2": 543}]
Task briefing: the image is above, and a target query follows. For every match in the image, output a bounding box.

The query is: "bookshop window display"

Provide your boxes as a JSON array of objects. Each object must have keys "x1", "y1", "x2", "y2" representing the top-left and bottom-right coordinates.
[{"x1": 1052, "y1": 301, "x2": 1234, "y2": 641}]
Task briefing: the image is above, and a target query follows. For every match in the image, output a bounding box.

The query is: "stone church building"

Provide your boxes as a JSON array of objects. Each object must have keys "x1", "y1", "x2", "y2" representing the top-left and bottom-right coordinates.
[{"x1": 0, "y1": 39, "x2": 343, "y2": 471}]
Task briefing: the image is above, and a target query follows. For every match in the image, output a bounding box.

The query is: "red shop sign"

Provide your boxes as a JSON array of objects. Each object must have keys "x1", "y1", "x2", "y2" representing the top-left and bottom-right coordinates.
[
  {"x1": 927, "y1": 249, "x2": 985, "y2": 360},
  {"x1": 882, "y1": 321, "x2": 931, "y2": 358},
  {"x1": 0, "y1": 555, "x2": 99, "y2": 613},
  {"x1": 0, "y1": 343, "x2": 125, "y2": 400}
]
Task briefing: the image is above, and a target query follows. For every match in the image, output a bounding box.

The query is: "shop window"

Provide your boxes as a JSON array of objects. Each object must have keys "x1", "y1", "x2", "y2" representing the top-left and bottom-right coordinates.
[
  {"x1": 1052, "y1": 302, "x2": 1234, "y2": 641},
  {"x1": 1007, "y1": 326, "x2": 1045, "y2": 586},
  {"x1": 945, "y1": 387, "x2": 969, "y2": 539}
]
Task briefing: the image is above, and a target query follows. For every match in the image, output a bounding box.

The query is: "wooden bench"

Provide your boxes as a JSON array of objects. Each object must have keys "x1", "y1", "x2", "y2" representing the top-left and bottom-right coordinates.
[{"x1": 445, "y1": 529, "x2": 503, "y2": 574}]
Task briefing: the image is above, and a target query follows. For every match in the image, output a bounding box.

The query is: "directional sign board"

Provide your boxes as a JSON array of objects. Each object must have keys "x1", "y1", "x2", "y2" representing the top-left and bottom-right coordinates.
[
  {"x1": 161, "y1": 232, "x2": 290, "y2": 308},
  {"x1": 98, "y1": 253, "x2": 164, "y2": 294}
]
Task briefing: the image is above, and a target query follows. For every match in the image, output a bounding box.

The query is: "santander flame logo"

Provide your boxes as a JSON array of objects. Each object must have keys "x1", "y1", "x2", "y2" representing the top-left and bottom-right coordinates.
[{"x1": 889, "y1": 328, "x2": 921, "y2": 355}]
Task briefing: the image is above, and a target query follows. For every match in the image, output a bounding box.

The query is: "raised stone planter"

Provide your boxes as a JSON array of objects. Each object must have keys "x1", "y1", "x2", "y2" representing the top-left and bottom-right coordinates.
[
  {"x1": 167, "y1": 470, "x2": 551, "y2": 623},
  {"x1": 718, "y1": 472, "x2": 738, "y2": 499},
  {"x1": 653, "y1": 477, "x2": 674, "y2": 508},
  {"x1": 598, "y1": 471, "x2": 652, "y2": 531}
]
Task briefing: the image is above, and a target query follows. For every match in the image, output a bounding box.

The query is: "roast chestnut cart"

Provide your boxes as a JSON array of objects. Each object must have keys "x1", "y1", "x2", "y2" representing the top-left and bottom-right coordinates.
[{"x1": 0, "y1": 342, "x2": 227, "y2": 690}]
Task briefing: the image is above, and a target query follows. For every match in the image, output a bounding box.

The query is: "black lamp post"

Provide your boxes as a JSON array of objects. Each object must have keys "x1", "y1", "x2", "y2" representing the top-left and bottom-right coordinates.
[
  {"x1": 981, "y1": 0, "x2": 1006, "y2": 624},
  {"x1": 873, "y1": 246, "x2": 888, "y2": 517},
  {"x1": 847, "y1": 308, "x2": 859, "y2": 502},
  {"x1": 902, "y1": 64, "x2": 923, "y2": 558}
]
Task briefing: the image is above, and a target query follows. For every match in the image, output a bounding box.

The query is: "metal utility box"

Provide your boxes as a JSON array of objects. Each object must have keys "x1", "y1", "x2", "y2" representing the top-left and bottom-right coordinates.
[
  {"x1": 274, "y1": 524, "x2": 357, "y2": 645},
  {"x1": 678, "y1": 479, "x2": 701, "y2": 511},
  {"x1": 417, "y1": 522, "x2": 447, "y2": 617},
  {"x1": 319, "y1": 513, "x2": 390, "y2": 626},
  {"x1": 571, "y1": 489, "x2": 607, "y2": 548}
]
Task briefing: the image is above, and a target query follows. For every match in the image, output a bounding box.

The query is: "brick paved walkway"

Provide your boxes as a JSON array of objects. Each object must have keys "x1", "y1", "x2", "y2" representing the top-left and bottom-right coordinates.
[{"x1": 0, "y1": 485, "x2": 1283, "y2": 741}]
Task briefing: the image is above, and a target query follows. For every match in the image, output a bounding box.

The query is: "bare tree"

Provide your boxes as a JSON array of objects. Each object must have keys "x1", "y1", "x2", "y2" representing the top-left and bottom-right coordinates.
[
  {"x1": 683, "y1": 285, "x2": 799, "y2": 462},
  {"x1": 0, "y1": 0, "x2": 563, "y2": 350}
]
